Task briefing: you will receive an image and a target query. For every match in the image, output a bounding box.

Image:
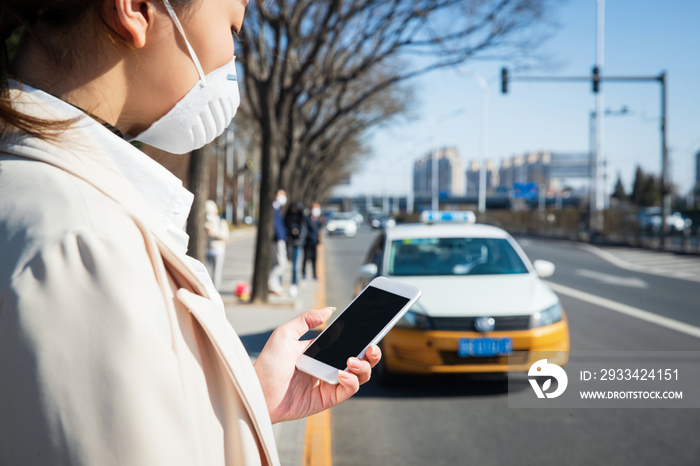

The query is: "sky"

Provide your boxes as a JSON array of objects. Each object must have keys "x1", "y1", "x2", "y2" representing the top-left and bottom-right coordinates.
[{"x1": 334, "y1": 0, "x2": 700, "y2": 198}]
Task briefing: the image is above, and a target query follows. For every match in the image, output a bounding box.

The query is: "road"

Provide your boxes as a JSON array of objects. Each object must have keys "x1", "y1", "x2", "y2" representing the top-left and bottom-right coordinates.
[{"x1": 324, "y1": 226, "x2": 700, "y2": 466}]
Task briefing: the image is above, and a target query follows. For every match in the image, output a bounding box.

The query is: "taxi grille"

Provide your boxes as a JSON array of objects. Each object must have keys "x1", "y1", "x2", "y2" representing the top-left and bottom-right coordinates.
[
  {"x1": 439, "y1": 351, "x2": 529, "y2": 366},
  {"x1": 430, "y1": 315, "x2": 530, "y2": 332}
]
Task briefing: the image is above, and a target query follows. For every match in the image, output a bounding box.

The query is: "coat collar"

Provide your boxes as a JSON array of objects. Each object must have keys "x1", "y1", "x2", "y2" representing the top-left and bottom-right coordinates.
[{"x1": 3, "y1": 84, "x2": 210, "y2": 299}]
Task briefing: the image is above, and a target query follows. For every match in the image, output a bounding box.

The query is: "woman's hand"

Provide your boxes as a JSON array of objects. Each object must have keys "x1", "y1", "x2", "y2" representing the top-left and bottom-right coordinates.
[{"x1": 253, "y1": 307, "x2": 381, "y2": 424}]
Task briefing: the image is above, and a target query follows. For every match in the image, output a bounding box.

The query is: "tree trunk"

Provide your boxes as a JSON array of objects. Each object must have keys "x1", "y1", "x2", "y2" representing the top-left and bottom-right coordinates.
[
  {"x1": 186, "y1": 148, "x2": 209, "y2": 262},
  {"x1": 231, "y1": 147, "x2": 239, "y2": 226},
  {"x1": 250, "y1": 126, "x2": 277, "y2": 303}
]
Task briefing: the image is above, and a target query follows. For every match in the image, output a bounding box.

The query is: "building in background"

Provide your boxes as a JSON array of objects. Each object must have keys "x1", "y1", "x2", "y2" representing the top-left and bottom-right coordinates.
[
  {"x1": 465, "y1": 160, "x2": 500, "y2": 195},
  {"x1": 695, "y1": 150, "x2": 700, "y2": 190},
  {"x1": 496, "y1": 151, "x2": 590, "y2": 192},
  {"x1": 413, "y1": 147, "x2": 465, "y2": 198}
]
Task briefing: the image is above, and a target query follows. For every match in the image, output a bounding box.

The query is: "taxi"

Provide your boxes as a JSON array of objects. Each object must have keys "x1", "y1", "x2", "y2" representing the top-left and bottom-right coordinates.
[{"x1": 353, "y1": 211, "x2": 569, "y2": 382}]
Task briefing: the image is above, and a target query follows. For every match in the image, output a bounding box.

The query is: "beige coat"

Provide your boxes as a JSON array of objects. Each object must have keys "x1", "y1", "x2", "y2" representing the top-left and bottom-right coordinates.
[{"x1": 0, "y1": 89, "x2": 280, "y2": 466}]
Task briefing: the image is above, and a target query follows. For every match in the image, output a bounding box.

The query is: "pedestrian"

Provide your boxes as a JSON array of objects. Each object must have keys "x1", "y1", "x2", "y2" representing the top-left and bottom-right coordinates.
[
  {"x1": 204, "y1": 200, "x2": 229, "y2": 291},
  {"x1": 268, "y1": 189, "x2": 288, "y2": 295},
  {"x1": 284, "y1": 201, "x2": 307, "y2": 297},
  {"x1": 0, "y1": 1, "x2": 380, "y2": 465},
  {"x1": 304, "y1": 203, "x2": 323, "y2": 280}
]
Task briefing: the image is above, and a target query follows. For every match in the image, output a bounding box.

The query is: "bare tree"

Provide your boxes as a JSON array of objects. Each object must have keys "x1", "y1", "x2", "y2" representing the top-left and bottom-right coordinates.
[
  {"x1": 186, "y1": 147, "x2": 210, "y2": 262},
  {"x1": 239, "y1": 0, "x2": 559, "y2": 302}
]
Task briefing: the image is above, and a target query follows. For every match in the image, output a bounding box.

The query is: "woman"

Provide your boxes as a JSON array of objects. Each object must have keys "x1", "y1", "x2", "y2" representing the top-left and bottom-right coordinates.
[
  {"x1": 205, "y1": 199, "x2": 229, "y2": 290},
  {"x1": 0, "y1": 1, "x2": 380, "y2": 465}
]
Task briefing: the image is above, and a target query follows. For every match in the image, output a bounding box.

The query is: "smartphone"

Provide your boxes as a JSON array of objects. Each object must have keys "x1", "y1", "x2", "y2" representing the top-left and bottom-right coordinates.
[{"x1": 296, "y1": 276, "x2": 421, "y2": 384}]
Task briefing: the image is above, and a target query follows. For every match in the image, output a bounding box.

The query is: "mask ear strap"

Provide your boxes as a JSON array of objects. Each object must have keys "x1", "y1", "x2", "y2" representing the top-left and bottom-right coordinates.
[{"x1": 162, "y1": 0, "x2": 207, "y2": 86}]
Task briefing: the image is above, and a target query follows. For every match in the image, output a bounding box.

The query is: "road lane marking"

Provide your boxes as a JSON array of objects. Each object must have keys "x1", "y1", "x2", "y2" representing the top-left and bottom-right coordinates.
[
  {"x1": 304, "y1": 409, "x2": 332, "y2": 466},
  {"x1": 543, "y1": 280, "x2": 700, "y2": 339},
  {"x1": 574, "y1": 269, "x2": 648, "y2": 288},
  {"x1": 304, "y1": 242, "x2": 333, "y2": 466},
  {"x1": 670, "y1": 265, "x2": 700, "y2": 272},
  {"x1": 628, "y1": 257, "x2": 700, "y2": 266},
  {"x1": 577, "y1": 244, "x2": 700, "y2": 283}
]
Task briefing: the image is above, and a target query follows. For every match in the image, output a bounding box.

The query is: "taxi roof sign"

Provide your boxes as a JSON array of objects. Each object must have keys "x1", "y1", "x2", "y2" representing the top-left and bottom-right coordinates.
[{"x1": 420, "y1": 210, "x2": 476, "y2": 224}]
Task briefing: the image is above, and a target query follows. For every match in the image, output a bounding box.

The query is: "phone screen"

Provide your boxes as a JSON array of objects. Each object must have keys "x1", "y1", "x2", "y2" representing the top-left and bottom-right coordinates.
[{"x1": 304, "y1": 286, "x2": 410, "y2": 370}]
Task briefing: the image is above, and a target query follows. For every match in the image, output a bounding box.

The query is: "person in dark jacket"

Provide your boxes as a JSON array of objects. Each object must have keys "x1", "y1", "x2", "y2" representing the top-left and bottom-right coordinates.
[
  {"x1": 268, "y1": 189, "x2": 288, "y2": 295},
  {"x1": 284, "y1": 201, "x2": 307, "y2": 297},
  {"x1": 303, "y1": 202, "x2": 323, "y2": 280}
]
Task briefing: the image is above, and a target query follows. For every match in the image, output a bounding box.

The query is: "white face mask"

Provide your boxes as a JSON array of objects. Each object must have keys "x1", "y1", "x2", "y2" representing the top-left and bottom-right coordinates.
[
  {"x1": 129, "y1": 0, "x2": 240, "y2": 154},
  {"x1": 276, "y1": 195, "x2": 287, "y2": 207},
  {"x1": 311, "y1": 208, "x2": 321, "y2": 217}
]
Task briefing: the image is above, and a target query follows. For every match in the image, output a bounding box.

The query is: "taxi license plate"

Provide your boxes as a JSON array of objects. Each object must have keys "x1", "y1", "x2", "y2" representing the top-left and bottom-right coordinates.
[{"x1": 458, "y1": 338, "x2": 512, "y2": 357}]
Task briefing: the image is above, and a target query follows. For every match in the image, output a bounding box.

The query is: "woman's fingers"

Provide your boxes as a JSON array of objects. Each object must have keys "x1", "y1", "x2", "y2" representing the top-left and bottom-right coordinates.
[
  {"x1": 339, "y1": 345, "x2": 382, "y2": 386},
  {"x1": 347, "y1": 357, "x2": 372, "y2": 385},
  {"x1": 281, "y1": 307, "x2": 334, "y2": 339},
  {"x1": 363, "y1": 345, "x2": 382, "y2": 368},
  {"x1": 336, "y1": 370, "x2": 360, "y2": 401}
]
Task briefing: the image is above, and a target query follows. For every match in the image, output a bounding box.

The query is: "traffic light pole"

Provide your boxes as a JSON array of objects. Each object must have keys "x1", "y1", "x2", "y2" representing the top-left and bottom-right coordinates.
[
  {"x1": 500, "y1": 69, "x2": 669, "y2": 245},
  {"x1": 594, "y1": 0, "x2": 605, "y2": 235}
]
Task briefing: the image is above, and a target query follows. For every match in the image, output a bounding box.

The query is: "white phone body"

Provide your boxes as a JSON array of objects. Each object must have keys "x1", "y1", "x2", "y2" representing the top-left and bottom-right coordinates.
[{"x1": 296, "y1": 276, "x2": 421, "y2": 385}]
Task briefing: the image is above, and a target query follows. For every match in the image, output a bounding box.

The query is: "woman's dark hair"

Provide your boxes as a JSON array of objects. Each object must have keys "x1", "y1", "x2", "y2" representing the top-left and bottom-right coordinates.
[{"x1": 0, "y1": 0, "x2": 193, "y2": 141}]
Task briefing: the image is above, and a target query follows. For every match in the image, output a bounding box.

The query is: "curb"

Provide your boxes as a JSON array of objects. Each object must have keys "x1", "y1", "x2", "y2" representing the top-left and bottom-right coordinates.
[{"x1": 302, "y1": 242, "x2": 333, "y2": 466}]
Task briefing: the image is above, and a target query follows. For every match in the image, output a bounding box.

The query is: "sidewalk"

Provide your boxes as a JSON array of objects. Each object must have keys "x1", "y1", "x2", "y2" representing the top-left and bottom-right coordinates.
[{"x1": 217, "y1": 227, "x2": 315, "y2": 466}]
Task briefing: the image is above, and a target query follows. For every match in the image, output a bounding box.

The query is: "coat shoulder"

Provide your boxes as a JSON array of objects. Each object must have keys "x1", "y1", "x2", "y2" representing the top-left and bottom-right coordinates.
[{"x1": 0, "y1": 154, "x2": 147, "y2": 288}]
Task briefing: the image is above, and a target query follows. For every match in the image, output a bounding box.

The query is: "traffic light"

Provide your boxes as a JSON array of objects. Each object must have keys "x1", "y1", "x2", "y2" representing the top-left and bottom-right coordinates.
[
  {"x1": 501, "y1": 67, "x2": 508, "y2": 93},
  {"x1": 592, "y1": 66, "x2": 600, "y2": 93}
]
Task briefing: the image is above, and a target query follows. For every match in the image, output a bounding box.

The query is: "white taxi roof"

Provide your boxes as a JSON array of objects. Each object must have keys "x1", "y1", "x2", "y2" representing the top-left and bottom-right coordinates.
[{"x1": 385, "y1": 222, "x2": 512, "y2": 241}]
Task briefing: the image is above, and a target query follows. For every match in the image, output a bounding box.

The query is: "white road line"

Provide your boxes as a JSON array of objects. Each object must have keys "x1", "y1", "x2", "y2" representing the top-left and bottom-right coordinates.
[
  {"x1": 608, "y1": 250, "x2": 672, "y2": 258},
  {"x1": 632, "y1": 261, "x2": 700, "y2": 269},
  {"x1": 612, "y1": 255, "x2": 682, "y2": 264},
  {"x1": 577, "y1": 243, "x2": 700, "y2": 283},
  {"x1": 647, "y1": 259, "x2": 700, "y2": 268},
  {"x1": 574, "y1": 269, "x2": 649, "y2": 288},
  {"x1": 544, "y1": 281, "x2": 700, "y2": 339},
  {"x1": 625, "y1": 256, "x2": 694, "y2": 265},
  {"x1": 669, "y1": 265, "x2": 700, "y2": 272}
]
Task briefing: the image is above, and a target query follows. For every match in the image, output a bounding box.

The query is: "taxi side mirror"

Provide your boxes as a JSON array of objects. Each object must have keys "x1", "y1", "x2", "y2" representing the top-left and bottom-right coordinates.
[
  {"x1": 533, "y1": 260, "x2": 555, "y2": 278},
  {"x1": 358, "y1": 263, "x2": 379, "y2": 279}
]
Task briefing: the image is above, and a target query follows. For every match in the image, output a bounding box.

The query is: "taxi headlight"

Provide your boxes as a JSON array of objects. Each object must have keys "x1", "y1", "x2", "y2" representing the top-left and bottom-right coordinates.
[
  {"x1": 396, "y1": 310, "x2": 433, "y2": 330},
  {"x1": 529, "y1": 301, "x2": 562, "y2": 328}
]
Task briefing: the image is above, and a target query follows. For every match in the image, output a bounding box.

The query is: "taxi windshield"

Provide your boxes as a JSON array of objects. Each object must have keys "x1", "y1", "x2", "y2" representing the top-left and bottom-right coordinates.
[{"x1": 388, "y1": 237, "x2": 529, "y2": 276}]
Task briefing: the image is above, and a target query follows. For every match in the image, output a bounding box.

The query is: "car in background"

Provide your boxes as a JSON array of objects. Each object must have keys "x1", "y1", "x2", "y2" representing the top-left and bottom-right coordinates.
[
  {"x1": 350, "y1": 211, "x2": 364, "y2": 226},
  {"x1": 353, "y1": 210, "x2": 569, "y2": 383},
  {"x1": 638, "y1": 207, "x2": 692, "y2": 234},
  {"x1": 371, "y1": 216, "x2": 396, "y2": 230},
  {"x1": 326, "y1": 212, "x2": 358, "y2": 237}
]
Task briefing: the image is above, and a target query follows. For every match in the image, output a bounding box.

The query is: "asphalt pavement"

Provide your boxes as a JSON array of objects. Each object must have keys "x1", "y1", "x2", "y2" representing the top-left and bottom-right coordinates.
[{"x1": 325, "y1": 226, "x2": 700, "y2": 466}]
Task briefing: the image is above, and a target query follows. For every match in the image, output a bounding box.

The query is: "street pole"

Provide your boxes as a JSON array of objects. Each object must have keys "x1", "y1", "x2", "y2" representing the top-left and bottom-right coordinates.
[
  {"x1": 660, "y1": 72, "x2": 670, "y2": 245},
  {"x1": 458, "y1": 70, "x2": 490, "y2": 216},
  {"x1": 594, "y1": 0, "x2": 605, "y2": 234},
  {"x1": 473, "y1": 73, "x2": 489, "y2": 216},
  {"x1": 588, "y1": 110, "x2": 596, "y2": 229},
  {"x1": 430, "y1": 118, "x2": 439, "y2": 211},
  {"x1": 408, "y1": 163, "x2": 414, "y2": 214}
]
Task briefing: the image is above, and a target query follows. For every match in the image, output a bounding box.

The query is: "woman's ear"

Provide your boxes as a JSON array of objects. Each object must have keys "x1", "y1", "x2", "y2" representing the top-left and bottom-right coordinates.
[{"x1": 107, "y1": 0, "x2": 153, "y2": 48}]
